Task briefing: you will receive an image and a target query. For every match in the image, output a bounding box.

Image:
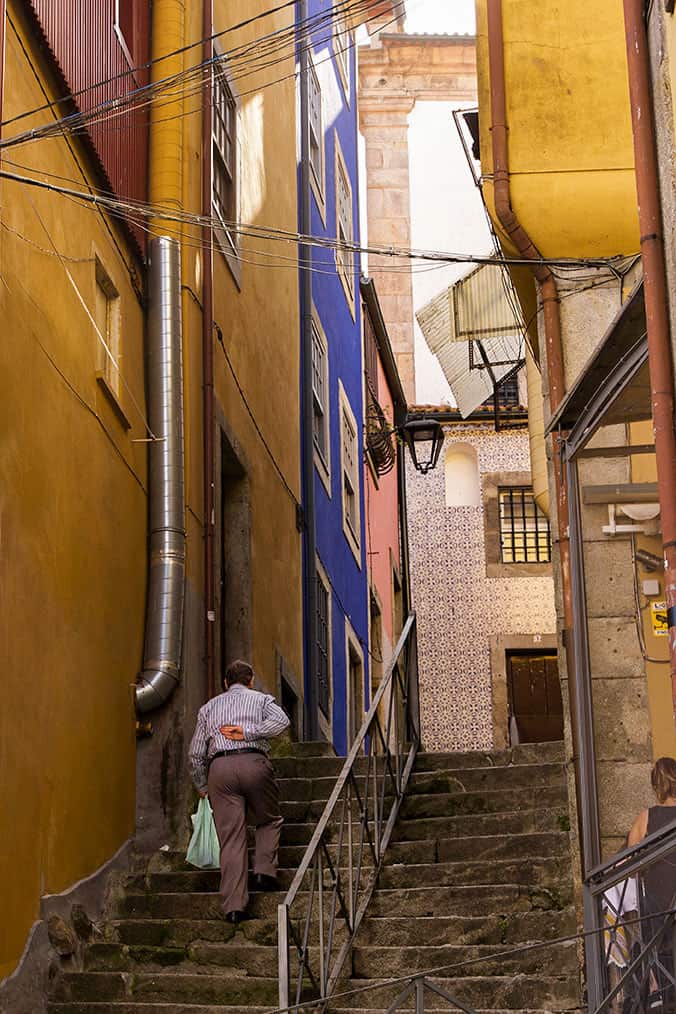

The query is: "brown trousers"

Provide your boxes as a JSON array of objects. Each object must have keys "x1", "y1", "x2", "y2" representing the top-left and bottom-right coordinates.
[{"x1": 207, "y1": 751, "x2": 283, "y2": 914}]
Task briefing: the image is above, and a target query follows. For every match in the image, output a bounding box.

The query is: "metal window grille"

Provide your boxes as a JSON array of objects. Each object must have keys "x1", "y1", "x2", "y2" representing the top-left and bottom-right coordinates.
[
  {"x1": 336, "y1": 159, "x2": 353, "y2": 293},
  {"x1": 308, "y1": 64, "x2": 322, "y2": 187},
  {"x1": 342, "y1": 408, "x2": 358, "y2": 537},
  {"x1": 311, "y1": 323, "x2": 327, "y2": 464},
  {"x1": 499, "y1": 486, "x2": 551, "y2": 563},
  {"x1": 213, "y1": 64, "x2": 237, "y2": 247},
  {"x1": 315, "y1": 574, "x2": 330, "y2": 717}
]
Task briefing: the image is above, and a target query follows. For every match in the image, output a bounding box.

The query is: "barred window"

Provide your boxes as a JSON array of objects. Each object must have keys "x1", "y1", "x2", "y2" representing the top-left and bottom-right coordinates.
[
  {"x1": 311, "y1": 322, "x2": 328, "y2": 466},
  {"x1": 213, "y1": 63, "x2": 237, "y2": 250},
  {"x1": 308, "y1": 63, "x2": 323, "y2": 189},
  {"x1": 499, "y1": 487, "x2": 551, "y2": 564},
  {"x1": 316, "y1": 572, "x2": 330, "y2": 717}
]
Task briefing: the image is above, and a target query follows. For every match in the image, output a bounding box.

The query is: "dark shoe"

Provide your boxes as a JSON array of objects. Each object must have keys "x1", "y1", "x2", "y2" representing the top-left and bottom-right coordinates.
[
  {"x1": 224, "y1": 909, "x2": 249, "y2": 924},
  {"x1": 252, "y1": 873, "x2": 279, "y2": 892}
]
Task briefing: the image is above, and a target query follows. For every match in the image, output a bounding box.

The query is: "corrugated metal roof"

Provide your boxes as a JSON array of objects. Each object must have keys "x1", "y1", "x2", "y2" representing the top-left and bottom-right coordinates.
[{"x1": 416, "y1": 265, "x2": 523, "y2": 418}]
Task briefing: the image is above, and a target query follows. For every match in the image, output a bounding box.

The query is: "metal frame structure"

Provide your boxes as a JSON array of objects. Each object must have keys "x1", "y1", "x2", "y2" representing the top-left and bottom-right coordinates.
[{"x1": 277, "y1": 613, "x2": 420, "y2": 1010}]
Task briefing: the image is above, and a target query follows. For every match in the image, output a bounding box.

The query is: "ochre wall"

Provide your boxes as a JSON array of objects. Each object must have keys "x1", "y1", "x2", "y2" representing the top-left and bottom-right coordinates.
[
  {"x1": 475, "y1": 0, "x2": 639, "y2": 262},
  {"x1": 208, "y1": 0, "x2": 303, "y2": 696},
  {"x1": 0, "y1": 10, "x2": 144, "y2": 979}
]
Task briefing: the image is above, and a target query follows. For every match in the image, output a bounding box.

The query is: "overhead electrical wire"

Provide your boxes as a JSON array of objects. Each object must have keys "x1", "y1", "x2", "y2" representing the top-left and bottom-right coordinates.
[
  {"x1": 1, "y1": 0, "x2": 399, "y2": 150},
  {"x1": 0, "y1": 166, "x2": 633, "y2": 273},
  {"x1": 1, "y1": 0, "x2": 372, "y2": 131}
]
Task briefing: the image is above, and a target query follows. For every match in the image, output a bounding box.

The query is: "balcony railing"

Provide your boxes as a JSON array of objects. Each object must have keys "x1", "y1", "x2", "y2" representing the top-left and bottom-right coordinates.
[{"x1": 277, "y1": 613, "x2": 420, "y2": 1011}]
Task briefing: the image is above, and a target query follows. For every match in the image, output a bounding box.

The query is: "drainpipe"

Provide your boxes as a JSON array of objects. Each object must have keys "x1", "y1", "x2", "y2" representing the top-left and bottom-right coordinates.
[
  {"x1": 135, "y1": 0, "x2": 187, "y2": 713},
  {"x1": 202, "y1": 0, "x2": 216, "y2": 699},
  {"x1": 299, "y1": 0, "x2": 319, "y2": 740},
  {"x1": 486, "y1": 0, "x2": 599, "y2": 868},
  {"x1": 623, "y1": 0, "x2": 676, "y2": 704}
]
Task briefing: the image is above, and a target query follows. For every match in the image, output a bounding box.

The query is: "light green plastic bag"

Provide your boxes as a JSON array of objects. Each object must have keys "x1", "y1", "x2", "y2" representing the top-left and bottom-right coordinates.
[{"x1": 186, "y1": 797, "x2": 220, "y2": 869}]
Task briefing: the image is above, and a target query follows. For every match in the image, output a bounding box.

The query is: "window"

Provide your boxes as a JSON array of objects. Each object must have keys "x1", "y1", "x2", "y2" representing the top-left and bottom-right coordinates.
[
  {"x1": 346, "y1": 630, "x2": 364, "y2": 747},
  {"x1": 335, "y1": 138, "x2": 354, "y2": 307},
  {"x1": 316, "y1": 570, "x2": 331, "y2": 719},
  {"x1": 94, "y1": 259, "x2": 121, "y2": 400},
  {"x1": 363, "y1": 304, "x2": 378, "y2": 401},
  {"x1": 308, "y1": 62, "x2": 324, "y2": 193},
  {"x1": 340, "y1": 387, "x2": 360, "y2": 559},
  {"x1": 499, "y1": 487, "x2": 551, "y2": 564},
  {"x1": 334, "y1": 14, "x2": 352, "y2": 98},
  {"x1": 213, "y1": 58, "x2": 238, "y2": 257},
  {"x1": 312, "y1": 320, "x2": 329, "y2": 474}
]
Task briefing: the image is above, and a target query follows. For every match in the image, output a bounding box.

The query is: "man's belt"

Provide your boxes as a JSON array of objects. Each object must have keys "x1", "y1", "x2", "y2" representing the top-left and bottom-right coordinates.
[{"x1": 209, "y1": 747, "x2": 267, "y2": 764}]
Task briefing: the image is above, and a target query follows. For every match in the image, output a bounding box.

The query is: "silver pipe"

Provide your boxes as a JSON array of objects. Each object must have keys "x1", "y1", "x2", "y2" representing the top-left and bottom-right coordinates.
[{"x1": 135, "y1": 236, "x2": 186, "y2": 713}]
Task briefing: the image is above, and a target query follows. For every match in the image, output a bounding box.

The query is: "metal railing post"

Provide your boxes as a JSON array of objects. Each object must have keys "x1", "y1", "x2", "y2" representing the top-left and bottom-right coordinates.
[{"x1": 278, "y1": 903, "x2": 290, "y2": 1012}]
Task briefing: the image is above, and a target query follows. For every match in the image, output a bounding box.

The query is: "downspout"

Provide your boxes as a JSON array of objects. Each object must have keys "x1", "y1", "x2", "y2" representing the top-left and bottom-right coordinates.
[
  {"x1": 623, "y1": 0, "x2": 676, "y2": 703},
  {"x1": 135, "y1": 0, "x2": 187, "y2": 713},
  {"x1": 202, "y1": 0, "x2": 216, "y2": 699},
  {"x1": 486, "y1": 0, "x2": 599, "y2": 867},
  {"x1": 299, "y1": 0, "x2": 319, "y2": 740}
]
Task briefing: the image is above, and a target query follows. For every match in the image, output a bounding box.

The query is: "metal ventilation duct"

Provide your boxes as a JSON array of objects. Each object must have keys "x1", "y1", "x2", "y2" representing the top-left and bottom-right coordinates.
[{"x1": 135, "y1": 236, "x2": 186, "y2": 714}]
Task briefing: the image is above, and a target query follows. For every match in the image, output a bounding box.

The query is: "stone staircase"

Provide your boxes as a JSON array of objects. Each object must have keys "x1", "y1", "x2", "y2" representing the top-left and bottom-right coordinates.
[{"x1": 48, "y1": 741, "x2": 581, "y2": 1014}]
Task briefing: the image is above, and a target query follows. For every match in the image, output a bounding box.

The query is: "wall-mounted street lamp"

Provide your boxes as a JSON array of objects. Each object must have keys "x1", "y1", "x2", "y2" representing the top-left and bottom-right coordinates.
[{"x1": 400, "y1": 418, "x2": 445, "y2": 475}]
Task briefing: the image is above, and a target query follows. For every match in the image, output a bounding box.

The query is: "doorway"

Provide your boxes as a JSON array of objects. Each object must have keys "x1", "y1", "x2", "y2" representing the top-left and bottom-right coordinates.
[
  {"x1": 506, "y1": 650, "x2": 563, "y2": 743},
  {"x1": 217, "y1": 428, "x2": 252, "y2": 683}
]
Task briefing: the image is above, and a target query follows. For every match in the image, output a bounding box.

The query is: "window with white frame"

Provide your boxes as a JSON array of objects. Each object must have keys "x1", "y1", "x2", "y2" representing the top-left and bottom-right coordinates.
[
  {"x1": 213, "y1": 59, "x2": 238, "y2": 252},
  {"x1": 308, "y1": 62, "x2": 323, "y2": 191},
  {"x1": 335, "y1": 142, "x2": 354, "y2": 301},
  {"x1": 311, "y1": 320, "x2": 329, "y2": 471},
  {"x1": 94, "y1": 258, "x2": 121, "y2": 398},
  {"x1": 340, "y1": 388, "x2": 360, "y2": 555},
  {"x1": 334, "y1": 14, "x2": 351, "y2": 97}
]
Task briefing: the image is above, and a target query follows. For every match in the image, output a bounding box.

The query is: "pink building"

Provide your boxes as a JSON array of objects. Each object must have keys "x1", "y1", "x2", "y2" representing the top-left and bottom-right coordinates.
[{"x1": 360, "y1": 278, "x2": 410, "y2": 691}]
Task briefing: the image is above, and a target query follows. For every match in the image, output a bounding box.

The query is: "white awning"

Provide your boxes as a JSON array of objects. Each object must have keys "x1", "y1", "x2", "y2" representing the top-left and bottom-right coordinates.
[{"x1": 416, "y1": 264, "x2": 524, "y2": 418}]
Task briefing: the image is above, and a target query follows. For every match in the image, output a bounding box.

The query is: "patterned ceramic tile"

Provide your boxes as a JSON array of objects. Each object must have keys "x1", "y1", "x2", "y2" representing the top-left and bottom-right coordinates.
[{"x1": 407, "y1": 427, "x2": 556, "y2": 752}]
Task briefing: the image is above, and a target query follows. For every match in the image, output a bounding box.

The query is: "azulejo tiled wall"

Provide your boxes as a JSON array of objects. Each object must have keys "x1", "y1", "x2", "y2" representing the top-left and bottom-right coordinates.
[{"x1": 407, "y1": 426, "x2": 556, "y2": 752}]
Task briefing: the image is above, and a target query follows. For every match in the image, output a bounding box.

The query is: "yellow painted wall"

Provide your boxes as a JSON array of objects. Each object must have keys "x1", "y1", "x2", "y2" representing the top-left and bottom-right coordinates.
[
  {"x1": 0, "y1": 8, "x2": 144, "y2": 979},
  {"x1": 180, "y1": 0, "x2": 304, "y2": 697},
  {"x1": 475, "y1": 0, "x2": 640, "y2": 261}
]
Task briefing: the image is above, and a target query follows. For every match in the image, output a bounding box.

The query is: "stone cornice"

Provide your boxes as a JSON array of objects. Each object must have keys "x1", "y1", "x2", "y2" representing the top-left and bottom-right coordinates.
[{"x1": 358, "y1": 32, "x2": 477, "y2": 109}]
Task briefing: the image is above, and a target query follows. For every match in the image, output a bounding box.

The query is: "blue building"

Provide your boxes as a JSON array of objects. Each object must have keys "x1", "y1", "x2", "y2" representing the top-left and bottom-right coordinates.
[{"x1": 298, "y1": 0, "x2": 370, "y2": 753}]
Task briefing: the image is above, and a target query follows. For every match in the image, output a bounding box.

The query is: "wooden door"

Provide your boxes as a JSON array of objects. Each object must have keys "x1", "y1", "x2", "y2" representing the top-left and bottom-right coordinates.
[{"x1": 507, "y1": 652, "x2": 563, "y2": 743}]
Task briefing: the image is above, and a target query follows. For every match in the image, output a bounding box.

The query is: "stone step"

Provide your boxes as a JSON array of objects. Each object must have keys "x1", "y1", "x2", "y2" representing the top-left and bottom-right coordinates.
[
  {"x1": 344, "y1": 973, "x2": 579, "y2": 1009},
  {"x1": 115, "y1": 889, "x2": 323, "y2": 920},
  {"x1": 378, "y1": 856, "x2": 571, "y2": 892},
  {"x1": 276, "y1": 760, "x2": 566, "y2": 802},
  {"x1": 399, "y1": 784, "x2": 566, "y2": 820},
  {"x1": 351, "y1": 940, "x2": 579, "y2": 978},
  {"x1": 49, "y1": 1007, "x2": 582, "y2": 1014},
  {"x1": 359, "y1": 910, "x2": 576, "y2": 947},
  {"x1": 83, "y1": 942, "x2": 304, "y2": 977},
  {"x1": 391, "y1": 808, "x2": 567, "y2": 842},
  {"x1": 271, "y1": 744, "x2": 564, "y2": 781},
  {"x1": 366, "y1": 884, "x2": 568, "y2": 919},
  {"x1": 106, "y1": 917, "x2": 279, "y2": 948},
  {"x1": 152, "y1": 829, "x2": 570, "y2": 877},
  {"x1": 51, "y1": 972, "x2": 289, "y2": 1007}
]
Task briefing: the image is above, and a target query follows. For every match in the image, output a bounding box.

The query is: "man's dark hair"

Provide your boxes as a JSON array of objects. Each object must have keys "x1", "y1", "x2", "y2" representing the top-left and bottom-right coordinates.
[{"x1": 223, "y1": 659, "x2": 254, "y2": 691}]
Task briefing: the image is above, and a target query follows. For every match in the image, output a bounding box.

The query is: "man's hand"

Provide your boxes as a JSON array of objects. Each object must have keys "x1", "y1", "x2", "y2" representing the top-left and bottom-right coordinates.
[{"x1": 220, "y1": 724, "x2": 244, "y2": 741}]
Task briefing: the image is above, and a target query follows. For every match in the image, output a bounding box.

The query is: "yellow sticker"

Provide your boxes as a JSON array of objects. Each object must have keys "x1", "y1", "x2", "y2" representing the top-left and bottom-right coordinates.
[{"x1": 651, "y1": 601, "x2": 668, "y2": 637}]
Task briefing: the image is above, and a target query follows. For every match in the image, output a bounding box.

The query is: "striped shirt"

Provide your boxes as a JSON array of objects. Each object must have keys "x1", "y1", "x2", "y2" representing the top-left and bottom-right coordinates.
[{"x1": 188, "y1": 684, "x2": 290, "y2": 792}]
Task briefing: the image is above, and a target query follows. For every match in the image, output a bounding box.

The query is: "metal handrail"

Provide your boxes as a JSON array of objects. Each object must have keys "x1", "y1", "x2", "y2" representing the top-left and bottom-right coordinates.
[
  {"x1": 277, "y1": 613, "x2": 420, "y2": 1011},
  {"x1": 583, "y1": 819, "x2": 676, "y2": 1012}
]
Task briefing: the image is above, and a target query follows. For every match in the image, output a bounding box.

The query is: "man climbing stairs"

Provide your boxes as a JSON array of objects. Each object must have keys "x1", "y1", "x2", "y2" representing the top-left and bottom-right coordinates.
[{"x1": 48, "y1": 741, "x2": 580, "y2": 1013}]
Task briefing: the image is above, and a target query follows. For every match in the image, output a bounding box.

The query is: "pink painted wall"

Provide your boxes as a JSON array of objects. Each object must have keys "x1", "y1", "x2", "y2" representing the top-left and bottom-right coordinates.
[{"x1": 364, "y1": 355, "x2": 401, "y2": 653}]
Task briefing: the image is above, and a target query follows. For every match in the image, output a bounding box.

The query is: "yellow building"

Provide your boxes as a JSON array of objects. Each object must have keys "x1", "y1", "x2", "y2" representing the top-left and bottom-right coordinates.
[
  {"x1": 475, "y1": 1, "x2": 676, "y2": 1006},
  {"x1": 0, "y1": 0, "x2": 302, "y2": 993}
]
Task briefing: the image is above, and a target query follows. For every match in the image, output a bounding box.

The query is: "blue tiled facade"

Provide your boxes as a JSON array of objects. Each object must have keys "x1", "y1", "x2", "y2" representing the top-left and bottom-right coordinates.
[{"x1": 299, "y1": 1, "x2": 369, "y2": 754}]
